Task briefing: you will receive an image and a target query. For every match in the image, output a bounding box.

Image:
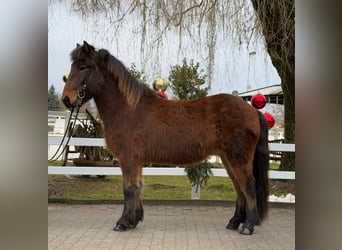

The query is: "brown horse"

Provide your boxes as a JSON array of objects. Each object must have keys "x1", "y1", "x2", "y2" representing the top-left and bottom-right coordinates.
[{"x1": 62, "y1": 41, "x2": 269, "y2": 235}]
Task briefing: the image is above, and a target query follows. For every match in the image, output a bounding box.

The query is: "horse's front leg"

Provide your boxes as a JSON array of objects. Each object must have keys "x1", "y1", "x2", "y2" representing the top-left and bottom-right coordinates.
[{"x1": 113, "y1": 162, "x2": 144, "y2": 231}]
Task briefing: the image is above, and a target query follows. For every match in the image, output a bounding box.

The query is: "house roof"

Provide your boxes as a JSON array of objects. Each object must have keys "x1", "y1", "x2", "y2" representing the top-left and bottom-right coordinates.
[{"x1": 238, "y1": 84, "x2": 283, "y2": 104}]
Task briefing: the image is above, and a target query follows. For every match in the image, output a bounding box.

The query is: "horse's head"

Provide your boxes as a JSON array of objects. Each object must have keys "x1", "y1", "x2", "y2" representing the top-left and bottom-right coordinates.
[{"x1": 62, "y1": 41, "x2": 107, "y2": 108}]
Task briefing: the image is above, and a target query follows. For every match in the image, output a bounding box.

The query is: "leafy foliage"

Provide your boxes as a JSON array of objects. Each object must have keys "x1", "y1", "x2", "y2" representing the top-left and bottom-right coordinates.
[
  {"x1": 72, "y1": 110, "x2": 114, "y2": 161},
  {"x1": 48, "y1": 85, "x2": 65, "y2": 111},
  {"x1": 128, "y1": 63, "x2": 146, "y2": 84},
  {"x1": 168, "y1": 58, "x2": 208, "y2": 100},
  {"x1": 185, "y1": 161, "x2": 213, "y2": 192}
]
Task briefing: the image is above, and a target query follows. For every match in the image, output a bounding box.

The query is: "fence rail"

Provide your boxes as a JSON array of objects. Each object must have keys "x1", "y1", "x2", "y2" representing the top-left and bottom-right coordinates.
[{"x1": 48, "y1": 136, "x2": 295, "y2": 180}]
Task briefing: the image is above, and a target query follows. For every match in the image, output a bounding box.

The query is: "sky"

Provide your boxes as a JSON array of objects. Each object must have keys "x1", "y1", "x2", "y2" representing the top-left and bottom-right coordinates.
[{"x1": 48, "y1": 1, "x2": 280, "y2": 97}]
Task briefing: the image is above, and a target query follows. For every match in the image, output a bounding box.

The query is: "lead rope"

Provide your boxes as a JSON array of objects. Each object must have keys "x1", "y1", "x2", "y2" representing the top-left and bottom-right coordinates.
[{"x1": 48, "y1": 106, "x2": 80, "y2": 163}]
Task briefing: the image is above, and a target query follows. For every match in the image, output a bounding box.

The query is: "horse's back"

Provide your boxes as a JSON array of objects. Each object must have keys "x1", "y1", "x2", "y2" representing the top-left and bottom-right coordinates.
[
  {"x1": 187, "y1": 93, "x2": 260, "y2": 133},
  {"x1": 213, "y1": 94, "x2": 260, "y2": 127}
]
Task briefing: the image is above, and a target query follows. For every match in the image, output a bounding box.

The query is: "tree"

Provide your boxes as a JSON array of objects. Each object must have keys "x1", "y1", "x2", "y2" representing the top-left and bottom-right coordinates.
[
  {"x1": 169, "y1": 58, "x2": 208, "y2": 100},
  {"x1": 48, "y1": 85, "x2": 64, "y2": 111},
  {"x1": 250, "y1": 0, "x2": 295, "y2": 170}
]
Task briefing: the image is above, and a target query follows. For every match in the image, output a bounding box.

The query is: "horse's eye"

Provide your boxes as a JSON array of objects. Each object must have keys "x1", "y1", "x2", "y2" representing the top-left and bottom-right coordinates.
[{"x1": 79, "y1": 65, "x2": 90, "y2": 71}]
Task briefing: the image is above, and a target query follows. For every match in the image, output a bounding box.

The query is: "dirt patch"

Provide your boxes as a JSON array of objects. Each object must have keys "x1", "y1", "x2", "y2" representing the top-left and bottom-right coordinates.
[
  {"x1": 48, "y1": 178, "x2": 71, "y2": 197},
  {"x1": 149, "y1": 183, "x2": 177, "y2": 189}
]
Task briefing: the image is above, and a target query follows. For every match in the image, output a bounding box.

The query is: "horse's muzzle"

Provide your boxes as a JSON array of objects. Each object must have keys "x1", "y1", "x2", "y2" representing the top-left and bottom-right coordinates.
[{"x1": 62, "y1": 96, "x2": 72, "y2": 108}]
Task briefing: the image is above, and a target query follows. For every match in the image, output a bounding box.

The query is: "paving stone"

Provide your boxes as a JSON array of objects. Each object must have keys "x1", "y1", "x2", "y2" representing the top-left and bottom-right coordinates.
[{"x1": 48, "y1": 203, "x2": 295, "y2": 249}]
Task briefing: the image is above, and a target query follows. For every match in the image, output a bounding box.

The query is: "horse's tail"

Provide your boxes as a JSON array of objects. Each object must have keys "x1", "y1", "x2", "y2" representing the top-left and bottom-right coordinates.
[{"x1": 253, "y1": 111, "x2": 270, "y2": 222}]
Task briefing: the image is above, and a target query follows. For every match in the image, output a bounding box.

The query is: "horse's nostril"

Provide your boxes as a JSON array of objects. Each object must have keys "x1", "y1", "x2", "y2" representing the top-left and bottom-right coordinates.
[{"x1": 62, "y1": 96, "x2": 71, "y2": 107}]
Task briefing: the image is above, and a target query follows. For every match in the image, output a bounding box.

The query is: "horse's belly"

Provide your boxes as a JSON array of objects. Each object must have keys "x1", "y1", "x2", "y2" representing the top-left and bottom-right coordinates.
[{"x1": 147, "y1": 143, "x2": 213, "y2": 165}]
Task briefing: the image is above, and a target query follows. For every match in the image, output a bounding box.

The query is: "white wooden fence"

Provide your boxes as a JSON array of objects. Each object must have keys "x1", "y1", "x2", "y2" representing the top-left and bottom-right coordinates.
[{"x1": 48, "y1": 136, "x2": 295, "y2": 180}]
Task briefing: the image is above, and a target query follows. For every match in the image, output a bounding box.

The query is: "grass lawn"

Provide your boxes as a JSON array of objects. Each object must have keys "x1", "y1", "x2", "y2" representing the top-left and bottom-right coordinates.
[
  {"x1": 48, "y1": 161, "x2": 294, "y2": 201},
  {"x1": 48, "y1": 175, "x2": 237, "y2": 200}
]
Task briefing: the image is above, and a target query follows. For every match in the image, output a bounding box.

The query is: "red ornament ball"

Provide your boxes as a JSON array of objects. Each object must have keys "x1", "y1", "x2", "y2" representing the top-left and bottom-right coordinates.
[
  {"x1": 263, "y1": 113, "x2": 275, "y2": 129},
  {"x1": 251, "y1": 94, "x2": 267, "y2": 109},
  {"x1": 156, "y1": 91, "x2": 168, "y2": 99}
]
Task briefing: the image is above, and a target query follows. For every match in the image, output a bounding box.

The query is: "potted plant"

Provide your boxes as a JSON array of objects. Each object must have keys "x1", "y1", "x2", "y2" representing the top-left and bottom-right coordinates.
[{"x1": 185, "y1": 160, "x2": 213, "y2": 199}]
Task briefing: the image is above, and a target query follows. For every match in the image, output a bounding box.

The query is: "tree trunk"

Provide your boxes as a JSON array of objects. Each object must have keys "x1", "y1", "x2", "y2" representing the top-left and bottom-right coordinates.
[{"x1": 250, "y1": 0, "x2": 295, "y2": 170}]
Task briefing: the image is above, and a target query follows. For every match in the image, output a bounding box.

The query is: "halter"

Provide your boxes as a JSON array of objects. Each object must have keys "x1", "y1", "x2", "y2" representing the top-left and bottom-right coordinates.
[{"x1": 76, "y1": 83, "x2": 87, "y2": 106}]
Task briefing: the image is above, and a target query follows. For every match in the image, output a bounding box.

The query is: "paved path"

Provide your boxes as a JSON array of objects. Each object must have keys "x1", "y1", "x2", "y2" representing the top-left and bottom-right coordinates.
[{"x1": 48, "y1": 202, "x2": 294, "y2": 249}]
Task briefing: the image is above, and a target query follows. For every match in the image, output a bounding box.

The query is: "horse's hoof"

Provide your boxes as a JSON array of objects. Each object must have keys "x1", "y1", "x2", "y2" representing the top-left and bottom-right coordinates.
[
  {"x1": 113, "y1": 224, "x2": 127, "y2": 232},
  {"x1": 226, "y1": 222, "x2": 239, "y2": 230},
  {"x1": 240, "y1": 227, "x2": 254, "y2": 235}
]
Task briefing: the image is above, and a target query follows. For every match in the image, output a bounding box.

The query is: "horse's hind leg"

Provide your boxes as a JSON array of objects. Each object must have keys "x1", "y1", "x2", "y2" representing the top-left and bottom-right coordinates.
[
  {"x1": 113, "y1": 161, "x2": 144, "y2": 231},
  {"x1": 226, "y1": 185, "x2": 246, "y2": 230},
  {"x1": 235, "y1": 166, "x2": 260, "y2": 235},
  {"x1": 222, "y1": 156, "x2": 259, "y2": 235},
  {"x1": 222, "y1": 157, "x2": 246, "y2": 230}
]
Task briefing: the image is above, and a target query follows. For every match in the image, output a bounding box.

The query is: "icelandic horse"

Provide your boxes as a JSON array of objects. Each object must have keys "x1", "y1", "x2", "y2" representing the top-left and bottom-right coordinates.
[{"x1": 62, "y1": 41, "x2": 269, "y2": 235}]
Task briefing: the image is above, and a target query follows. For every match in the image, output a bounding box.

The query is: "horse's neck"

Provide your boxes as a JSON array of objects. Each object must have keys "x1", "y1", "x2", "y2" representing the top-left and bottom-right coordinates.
[{"x1": 93, "y1": 83, "x2": 124, "y2": 127}]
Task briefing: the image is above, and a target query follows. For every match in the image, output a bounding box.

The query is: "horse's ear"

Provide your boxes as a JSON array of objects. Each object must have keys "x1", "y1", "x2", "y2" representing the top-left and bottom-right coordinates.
[
  {"x1": 76, "y1": 43, "x2": 81, "y2": 48},
  {"x1": 83, "y1": 41, "x2": 95, "y2": 53},
  {"x1": 83, "y1": 41, "x2": 90, "y2": 53},
  {"x1": 98, "y1": 49, "x2": 109, "y2": 64}
]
